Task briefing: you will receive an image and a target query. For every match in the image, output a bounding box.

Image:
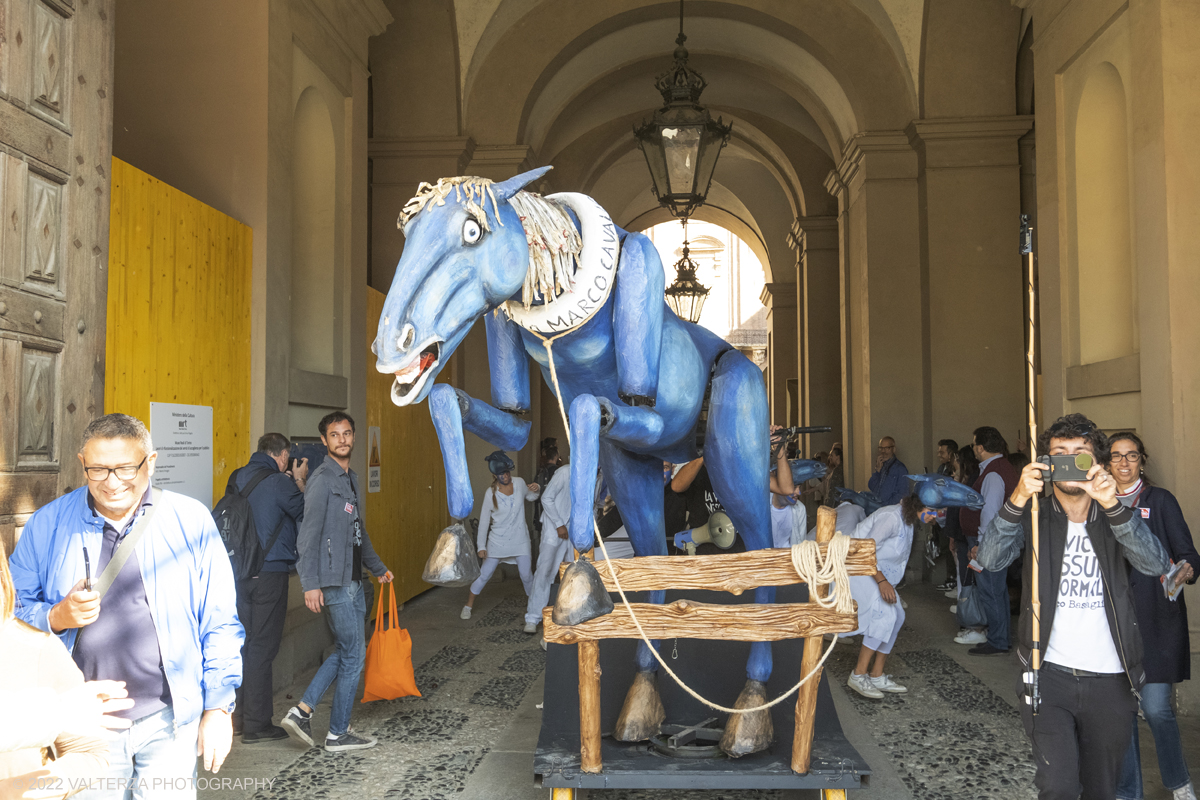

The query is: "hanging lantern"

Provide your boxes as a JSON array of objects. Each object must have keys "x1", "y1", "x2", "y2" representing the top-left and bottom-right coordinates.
[
  {"x1": 664, "y1": 220, "x2": 710, "y2": 323},
  {"x1": 633, "y1": 0, "x2": 733, "y2": 219}
]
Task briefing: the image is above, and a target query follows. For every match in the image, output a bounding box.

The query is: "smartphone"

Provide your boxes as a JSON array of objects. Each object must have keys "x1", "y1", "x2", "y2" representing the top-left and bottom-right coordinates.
[{"x1": 1038, "y1": 453, "x2": 1094, "y2": 482}]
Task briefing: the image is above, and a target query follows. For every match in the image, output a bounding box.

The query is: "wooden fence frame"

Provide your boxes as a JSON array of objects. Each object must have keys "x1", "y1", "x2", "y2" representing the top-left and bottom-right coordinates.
[{"x1": 543, "y1": 506, "x2": 876, "y2": 775}]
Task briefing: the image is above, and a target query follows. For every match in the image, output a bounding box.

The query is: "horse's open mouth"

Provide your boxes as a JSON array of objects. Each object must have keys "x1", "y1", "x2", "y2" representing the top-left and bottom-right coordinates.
[{"x1": 392, "y1": 341, "x2": 441, "y2": 403}]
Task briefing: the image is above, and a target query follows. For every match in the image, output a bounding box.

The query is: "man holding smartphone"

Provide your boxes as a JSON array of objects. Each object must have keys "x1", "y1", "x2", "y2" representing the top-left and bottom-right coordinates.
[{"x1": 977, "y1": 413, "x2": 1169, "y2": 800}]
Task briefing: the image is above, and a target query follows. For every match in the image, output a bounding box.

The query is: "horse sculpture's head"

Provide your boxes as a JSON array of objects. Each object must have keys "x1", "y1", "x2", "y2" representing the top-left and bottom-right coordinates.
[
  {"x1": 771, "y1": 459, "x2": 828, "y2": 485},
  {"x1": 834, "y1": 487, "x2": 884, "y2": 516},
  {"x1": 908, "y1": 474, "x2": 986, "y2": 510},
  {"x1": 373, "y1": 167, "x2": 553, "y2": 406}
]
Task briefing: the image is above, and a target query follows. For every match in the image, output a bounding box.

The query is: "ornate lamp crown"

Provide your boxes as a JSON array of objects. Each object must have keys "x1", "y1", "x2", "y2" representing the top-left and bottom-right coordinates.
[{"x1": 655, "y1": 33, "x2": 708, "y2": 106}]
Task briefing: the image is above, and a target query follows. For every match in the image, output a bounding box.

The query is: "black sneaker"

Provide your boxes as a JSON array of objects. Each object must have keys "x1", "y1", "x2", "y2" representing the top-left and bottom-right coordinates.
[
  {"x1": 936, "y1": 580, "x2": 957, "y2": 592},
  {"x1": 281, "y1": 707, "x2": 314, "y2": 747},
  {"x1": 242, "y1": 725, "x2": 289, "y2": 744},
  {"x1": 325, "y1": 729, "x2": 377, "y2": 752},
  {"x1": 968, "y1": 643, "x2": 1011, "y2": 657}
]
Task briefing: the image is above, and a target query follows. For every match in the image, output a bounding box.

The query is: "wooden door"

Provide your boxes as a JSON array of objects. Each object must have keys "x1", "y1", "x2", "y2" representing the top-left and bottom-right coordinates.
[{"x1": 0, "y1": 0, "x2": 113, "y2": 553}]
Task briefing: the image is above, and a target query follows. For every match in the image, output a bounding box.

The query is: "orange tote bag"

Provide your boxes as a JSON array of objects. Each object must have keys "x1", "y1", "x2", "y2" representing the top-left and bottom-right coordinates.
[{"x1": 362, "y1": 581, "x2": 421, "y2": 701}]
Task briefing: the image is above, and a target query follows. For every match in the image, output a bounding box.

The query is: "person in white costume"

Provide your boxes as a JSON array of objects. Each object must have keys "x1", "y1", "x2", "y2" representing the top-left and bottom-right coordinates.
[
  {"x1": 461, "y1": 451, "x2": 540, "y2": 620},
  {"x1": 845, "y1": 494, "x2": 937, "y2": 699},
  {"x1": 523, "y1": 450, "x2": 573, "y2": 633}
]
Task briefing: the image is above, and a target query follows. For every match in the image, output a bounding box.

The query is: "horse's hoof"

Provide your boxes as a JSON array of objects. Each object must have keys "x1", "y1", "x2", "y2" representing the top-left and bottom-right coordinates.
[
  {"x1": 613, "y1": 671, "x2": 666, "y2": 742},
  {"x1": 719, "y1": 679, "x2": 774, "y2": 758},
  {"x1": 551, "y1": 559, "x2": 614, "y2": 626}
]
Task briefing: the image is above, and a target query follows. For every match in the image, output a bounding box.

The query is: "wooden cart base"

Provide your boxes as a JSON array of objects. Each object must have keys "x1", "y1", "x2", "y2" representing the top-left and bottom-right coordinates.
[{"x1": 534, "y1": 585, "x2": 871, "y2": 795}]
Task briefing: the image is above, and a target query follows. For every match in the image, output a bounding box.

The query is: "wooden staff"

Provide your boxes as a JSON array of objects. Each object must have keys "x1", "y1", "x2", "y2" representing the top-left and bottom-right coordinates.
[{"x1": 1021, "y1": 214, "x2": 1041, "y2": 714}]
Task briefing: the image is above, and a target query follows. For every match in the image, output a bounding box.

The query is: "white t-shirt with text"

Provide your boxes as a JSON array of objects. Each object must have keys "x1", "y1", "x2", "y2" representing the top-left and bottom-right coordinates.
[{"x1": 1044, "y1": 520, "x2": 1124, "y2": 674}]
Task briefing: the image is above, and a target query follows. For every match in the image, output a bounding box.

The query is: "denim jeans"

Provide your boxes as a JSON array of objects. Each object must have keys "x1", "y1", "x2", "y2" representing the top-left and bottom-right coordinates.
[
  {"x1": 1117, "y1": 682, "x2": 1192, "y2": 798},
  {"x1": 976, "y1": 564, "x2": 1010, "y2": 649},
  {"x1": 75, "y1": 707, "x2": 199, "y2": 800},
  {"x1": 302, "y1": 581, "x2": 366, "y2": 736}
]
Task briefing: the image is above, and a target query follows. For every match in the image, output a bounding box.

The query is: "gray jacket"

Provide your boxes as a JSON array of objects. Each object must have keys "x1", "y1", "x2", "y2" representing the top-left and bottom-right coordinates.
[{"x1": 296, "y1": 459, "x2": 387, "y2": 592}]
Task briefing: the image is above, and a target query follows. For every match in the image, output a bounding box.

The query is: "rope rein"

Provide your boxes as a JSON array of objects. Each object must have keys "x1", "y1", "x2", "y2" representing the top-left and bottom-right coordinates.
[{"x1": 534, "y1": 330, "x2": 854, "y2": 715}]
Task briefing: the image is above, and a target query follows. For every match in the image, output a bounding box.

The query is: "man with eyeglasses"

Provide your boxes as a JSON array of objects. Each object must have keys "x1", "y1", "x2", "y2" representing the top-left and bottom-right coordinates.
[
  {"x1": 868, "y1": 436, "x2": 909, "y2": 505},
  {"x1": 9, "y1": 413, "x2": 244, "y2": 798}
]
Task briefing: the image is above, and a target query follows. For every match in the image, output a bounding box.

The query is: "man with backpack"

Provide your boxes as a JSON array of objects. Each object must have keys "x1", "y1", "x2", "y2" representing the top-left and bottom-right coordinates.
[{"x1": 221, "y1": 433, "x2": 307, "y2": 743}]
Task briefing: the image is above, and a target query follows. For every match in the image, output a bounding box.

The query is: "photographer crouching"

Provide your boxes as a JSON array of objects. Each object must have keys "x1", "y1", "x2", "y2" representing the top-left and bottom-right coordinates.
[{"x1": 977, "y1": 413, "x2": 1170, "y2": 800}]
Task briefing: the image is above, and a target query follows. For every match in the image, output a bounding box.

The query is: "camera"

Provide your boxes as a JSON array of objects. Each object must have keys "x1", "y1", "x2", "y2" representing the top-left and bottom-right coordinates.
[{"x1": 1037, "y1": 453, "x2": 1094, "y2": 482}]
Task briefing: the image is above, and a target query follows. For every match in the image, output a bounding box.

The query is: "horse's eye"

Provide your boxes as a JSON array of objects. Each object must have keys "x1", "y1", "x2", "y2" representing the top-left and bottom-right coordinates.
[{"x1": 463, "y1": 218, "x2": 482, "y2": 245}]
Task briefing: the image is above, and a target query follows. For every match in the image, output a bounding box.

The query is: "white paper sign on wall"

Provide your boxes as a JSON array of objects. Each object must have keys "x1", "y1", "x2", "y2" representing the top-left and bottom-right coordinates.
[
  {"x1": 150, "y1": 402, "x2": 214, "y2": 505},
  {"x1": 367, "y1": 426, "x2": 381, "y2": 493}
]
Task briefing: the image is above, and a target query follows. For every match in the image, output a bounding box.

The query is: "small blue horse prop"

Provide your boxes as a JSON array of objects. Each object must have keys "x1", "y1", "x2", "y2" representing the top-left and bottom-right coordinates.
[{"x1": 374, "y1": 168, "x2": 780, "y2": 756}]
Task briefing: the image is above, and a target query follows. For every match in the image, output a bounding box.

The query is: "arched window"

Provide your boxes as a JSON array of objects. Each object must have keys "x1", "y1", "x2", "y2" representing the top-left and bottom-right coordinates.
[{"x1": 1074, "y1": 62, "x2": 1135, "y2": 364}]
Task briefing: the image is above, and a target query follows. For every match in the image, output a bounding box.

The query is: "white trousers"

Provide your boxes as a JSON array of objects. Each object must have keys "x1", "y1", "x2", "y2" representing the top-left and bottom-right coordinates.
[
  {"x1": 470, "y1": 555, "x2": 533, "y2": 596},
  {"x1": 525, "y1": 525, "x2": 575, "y2": 625}
]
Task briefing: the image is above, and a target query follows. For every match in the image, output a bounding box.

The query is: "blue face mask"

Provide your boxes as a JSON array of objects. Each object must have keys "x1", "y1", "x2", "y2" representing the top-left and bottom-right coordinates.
[
  {"x1": 497, "y1": 472, "x2": 512, "y2": 486},
  {"x1": 663, "y1": 465, "x2": 673, "y2": 483},
  {"x1": 783, "y1": 494, "x2": 798, "y2": 505}
]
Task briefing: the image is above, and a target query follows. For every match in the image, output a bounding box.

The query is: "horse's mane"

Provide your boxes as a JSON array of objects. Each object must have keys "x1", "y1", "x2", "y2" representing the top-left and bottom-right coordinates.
[{"x1": 399, "y1": 176, "x2": 582, "y2": 309}]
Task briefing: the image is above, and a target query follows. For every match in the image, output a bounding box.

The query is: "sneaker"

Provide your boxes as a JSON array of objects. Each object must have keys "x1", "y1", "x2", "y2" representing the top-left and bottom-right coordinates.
[
  {"x1": 944, "y1": 588, "x2": 959, "y2": 598},
  {"x1": 280, "y1": 707, "x2": 313, "y2": 747},
  {"x1": 968, "y1": 643, "x2": 1011, "y2": 657},
  {"x1": 523, "y1": 620, "x2": 538, "y2": 634},
  {"x1": 243, "y1": 725, "x2": 289, "y2": 744},
  {"x1": 1173, "y1": 782, "x2": 1197, "y2": 800},
  {"x1": 949, "y1": 604, "x2": 957, "y2": 614},
  {"x1": 326, "y1": 729, "x2": 377, "y2": 752},
  {"x1": 847, "y1": 672, "x2": 884, "y2": 699},
  {"x1": 870, "y1": 674, "x2": 907, "y2": 694},
  {"x1": 540, "y1": 637, "x2": 547, "y2": 651},
  {"x1": 935, "y1": 580, "x2": 957, "y2": 592},
  {"x1": 460, "y1": 606, "x2": 472, "y2": 620},
  {"x1": 954, "y1": 629, "x2": 988, "y2": 645}
]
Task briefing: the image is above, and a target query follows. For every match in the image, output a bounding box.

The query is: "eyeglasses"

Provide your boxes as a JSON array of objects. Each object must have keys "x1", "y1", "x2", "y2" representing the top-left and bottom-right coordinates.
[
  {"x1": 83, "y1": 456, "x2": 147, "y2": 482},
  {"x1": 1109, "y1": 452, "x2": 1142, "y2": 463}
]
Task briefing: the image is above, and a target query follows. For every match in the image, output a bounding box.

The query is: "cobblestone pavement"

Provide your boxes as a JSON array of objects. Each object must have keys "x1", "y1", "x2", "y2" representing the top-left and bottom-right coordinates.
[{"x1": 203, "y1": 574, "x2": 1185, "y2": 800}]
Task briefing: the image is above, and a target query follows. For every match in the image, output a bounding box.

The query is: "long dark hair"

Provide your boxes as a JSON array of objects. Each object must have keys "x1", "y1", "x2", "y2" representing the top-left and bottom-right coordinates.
[
  {"x1": 1107, "y1": 431, "x2": 1151, "y2": 486},
  {"x1": 955, "y1": 444, "x2": 980, "y2": 486}
]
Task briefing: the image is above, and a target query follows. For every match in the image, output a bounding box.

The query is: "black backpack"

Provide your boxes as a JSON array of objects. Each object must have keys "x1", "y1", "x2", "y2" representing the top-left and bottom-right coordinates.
[{"x1": 212, "y1": 468, "x2": 286, "y2": 582}]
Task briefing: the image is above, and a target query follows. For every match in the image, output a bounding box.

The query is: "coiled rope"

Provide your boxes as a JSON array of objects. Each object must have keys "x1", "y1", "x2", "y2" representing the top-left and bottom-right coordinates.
[{"x1": 534, "y1": 329, "x2": 854, "y2": 714}]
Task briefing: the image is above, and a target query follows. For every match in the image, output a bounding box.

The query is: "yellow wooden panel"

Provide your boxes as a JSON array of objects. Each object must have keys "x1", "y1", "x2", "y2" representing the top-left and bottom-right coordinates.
[
  {"x1": 364, "y1": 287, "x2": 453, "y2": 605},
  {"x1": 105, "y1": 158, "x2": 253, "y2": 506}
]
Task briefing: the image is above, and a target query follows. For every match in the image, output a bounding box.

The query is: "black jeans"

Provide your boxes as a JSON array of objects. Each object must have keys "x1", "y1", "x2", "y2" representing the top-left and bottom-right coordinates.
[
  {"x1": 1021, "y1": 664, "x2": 1138, "y2": 800},
  {"x1": 234, "y1": 571, "x2": 290, "y2": 734}
]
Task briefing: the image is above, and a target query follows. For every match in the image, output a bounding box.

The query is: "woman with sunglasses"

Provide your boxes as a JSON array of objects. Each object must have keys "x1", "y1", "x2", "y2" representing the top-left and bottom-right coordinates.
[{"x1": 1108, "y1": 432, "x2": 1200, "y2": 800}]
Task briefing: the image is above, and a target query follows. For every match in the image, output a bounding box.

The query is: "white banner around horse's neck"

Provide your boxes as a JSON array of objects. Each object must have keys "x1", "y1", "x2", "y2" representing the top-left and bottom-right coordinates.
[{"x1": 503, "y1": 192, "x2": 619, "y2": 337}]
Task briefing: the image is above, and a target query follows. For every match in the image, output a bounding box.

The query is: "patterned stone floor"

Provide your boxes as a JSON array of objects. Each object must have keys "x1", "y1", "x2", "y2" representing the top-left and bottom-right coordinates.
[{"x1": 203, "y1": 572, "x2": 1187, "y2": 800}]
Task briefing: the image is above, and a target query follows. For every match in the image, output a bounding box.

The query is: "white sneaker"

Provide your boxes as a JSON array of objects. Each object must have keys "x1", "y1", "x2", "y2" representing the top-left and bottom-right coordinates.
[
  {"x1": 460, "y1": 606, "x2": 472, "y2": 620},
  {"x1": 523, "y1": 620, "x2": 538, "y2": 634},
  {"x1": 870, "y1": 674, "x2": 907, "y2": 694},
  {"x1": 955, "y1": 629, "x2": 988, "y2": 645},
  {"x1": 949, "y1": 605, "x2": 957, "y2": 614},
  {"x1": 1174, "y1": 782, "x2": 1197, "y2": 800},
  {"x1": 540, "y1": 637, "x2": 547, "y2": 651},
  {"x1": 944, "y1": 588, "x2": 958, "y2": 598},
  {"x1": 847, "y1": 672, "x2": 884, "y2": 699}
]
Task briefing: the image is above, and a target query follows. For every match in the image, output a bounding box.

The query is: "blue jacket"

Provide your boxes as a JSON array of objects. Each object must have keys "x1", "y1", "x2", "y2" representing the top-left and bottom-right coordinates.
[
  {"x1": 868, "y1": 457, "x2": 910, "y2": 505},
  {"x1": 232, "y1": 452, "x2": 304, "y2": 571},
  {"x1": 9, "y1": 487, "x2": 244, "y2": 727}
]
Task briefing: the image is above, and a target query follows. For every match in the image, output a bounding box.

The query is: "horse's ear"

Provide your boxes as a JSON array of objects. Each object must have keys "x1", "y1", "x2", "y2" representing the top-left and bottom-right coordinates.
[{"x1": 492, "y1": 166, "x2": 553, "y2": 204}]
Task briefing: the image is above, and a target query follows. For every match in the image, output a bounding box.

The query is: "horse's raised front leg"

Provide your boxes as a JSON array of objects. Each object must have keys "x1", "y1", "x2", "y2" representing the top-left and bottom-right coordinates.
[
  {"x1": 612, "y1": 233, "x2": 664, "y2": 406},
  {"x1": 704, "y1": 349, "x2": 776, "y2": 758},
  {"x1": 429, "y1": 383, "x2": 532, "y2": 519}
]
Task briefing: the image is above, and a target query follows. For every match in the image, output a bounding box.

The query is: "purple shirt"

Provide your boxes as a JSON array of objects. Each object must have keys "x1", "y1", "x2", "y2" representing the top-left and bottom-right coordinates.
[{"x1": 73, "y1": 491, "x2": 171, "y2": 720}]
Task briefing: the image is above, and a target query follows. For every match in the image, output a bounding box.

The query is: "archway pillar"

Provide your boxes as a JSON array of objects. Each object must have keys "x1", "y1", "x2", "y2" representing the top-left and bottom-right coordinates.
[
  {"x1": 908, "y1": 117, "x2": 1033, "y2": 462},
  {"x1": 760, "y1": 281, "x2": 798, "y2": 427},
  {"x1": 791, "y1": 216, "x2": 841, "y2": 456},
  {"x1": 825, "y1": 133, "x2": 924, "y2": 489}
]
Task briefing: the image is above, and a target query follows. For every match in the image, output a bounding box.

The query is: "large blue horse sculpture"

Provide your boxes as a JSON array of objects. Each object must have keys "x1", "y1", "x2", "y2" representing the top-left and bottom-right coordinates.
[{"x1": 374, "y1": 168, "x2": 778, "y2": 756}]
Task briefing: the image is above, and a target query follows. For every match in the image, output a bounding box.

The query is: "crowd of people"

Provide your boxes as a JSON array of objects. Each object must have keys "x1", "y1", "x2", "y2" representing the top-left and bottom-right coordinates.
[{"x1": 0, "y1": 406, "x2": 1195, "y2": 800}]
